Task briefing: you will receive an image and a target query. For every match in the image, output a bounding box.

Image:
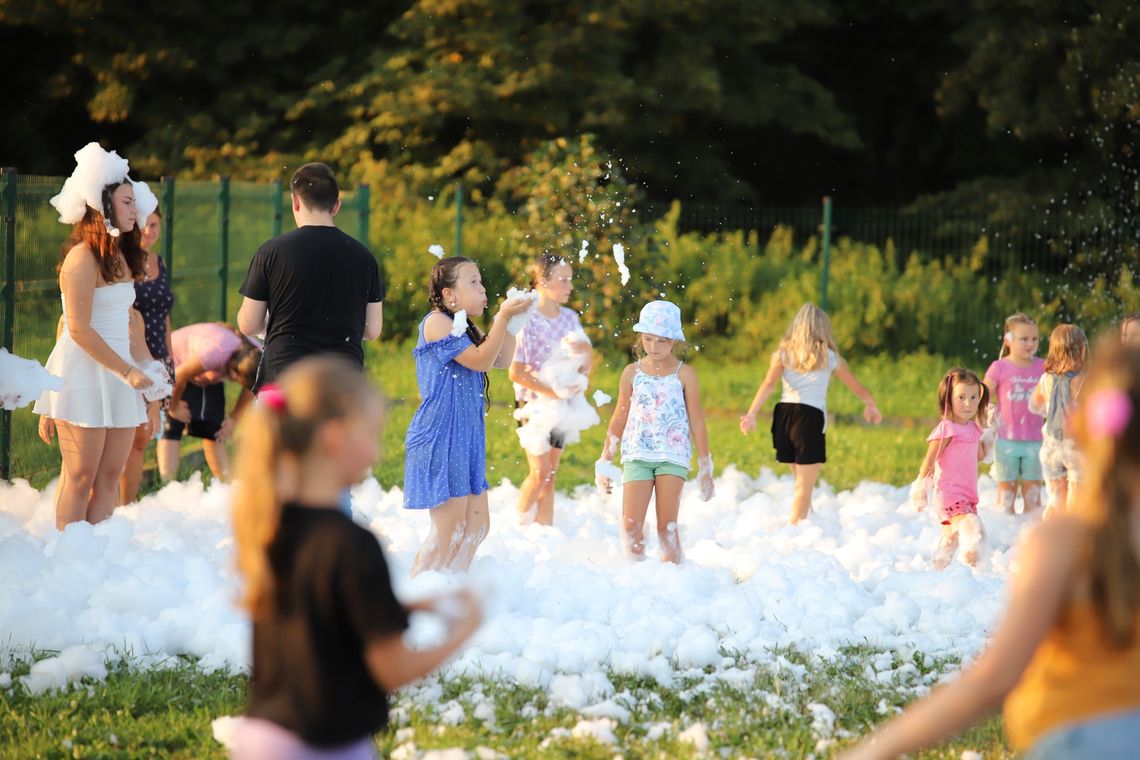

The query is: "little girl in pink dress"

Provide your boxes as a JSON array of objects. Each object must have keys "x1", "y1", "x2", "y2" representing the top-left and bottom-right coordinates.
[{"x1": 911, "y1": 368, "x2": 993, "y2": 569}]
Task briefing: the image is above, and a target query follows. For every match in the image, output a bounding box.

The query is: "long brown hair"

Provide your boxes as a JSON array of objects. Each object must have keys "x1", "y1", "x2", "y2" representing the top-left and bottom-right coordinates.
[
  {"x1": 232, "y1": 356, "x2": 380, "y2": 619},
  {"x1": 57, "y1": 183, "x2": 145, "y2": 283},
  {"x1": 1070, "y1": 340, "x2": 1140, "y2": 645},
  {"x1": 1043, "y1": 324, "x2": 1088, "y2": 375}
]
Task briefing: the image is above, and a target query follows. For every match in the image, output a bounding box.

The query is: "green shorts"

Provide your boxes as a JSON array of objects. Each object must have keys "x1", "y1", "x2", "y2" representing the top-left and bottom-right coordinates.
[
  {"x1": 991, "y1": 438, "x2": 1043, "y2": 482},
  {"x1": 622, "y1": 459, "x2": 689, "y2": 483}
]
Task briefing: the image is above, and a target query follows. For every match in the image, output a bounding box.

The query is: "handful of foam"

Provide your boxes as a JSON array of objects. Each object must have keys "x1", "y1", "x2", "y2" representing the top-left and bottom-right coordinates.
[
  {"x1": 0, "y1": 349, "x2": 62, "y2": 410},
  {"x1": 504, "y1": 288, "x2": 540, "y2": 335}
]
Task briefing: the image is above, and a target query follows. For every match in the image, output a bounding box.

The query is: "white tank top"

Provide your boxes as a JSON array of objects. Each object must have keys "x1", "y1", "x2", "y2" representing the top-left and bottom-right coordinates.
[
  {"x1": 620, "y1": 361, "x2": 692, "y2": 469},
  {"x1": 780, "y1": 349, "x2": 837, "y2": 413}
]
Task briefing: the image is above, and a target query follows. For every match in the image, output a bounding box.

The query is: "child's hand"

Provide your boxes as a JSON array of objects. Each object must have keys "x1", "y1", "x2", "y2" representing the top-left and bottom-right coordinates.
[
  {"x1": 216, "y1": 416, "x2": 235, "y2": 442},
  {"x1": 863, "y1": 402, "x2": 883, "y2": 425},
  {"x1": 739, "y1": 413, "x2": 756, "y2": 435},
  {"x1": 698, "y1": 453, "x2": 715, "y2": 501},
  {"x1": 910, "y1": 477, "x2": 930, "y2": 511},
  {"x1": 169, "y1": 400, "x2": 191, "y2": 424},
  {"x1": 595, "y1": 459, "x2": 622, "y2": 495}
]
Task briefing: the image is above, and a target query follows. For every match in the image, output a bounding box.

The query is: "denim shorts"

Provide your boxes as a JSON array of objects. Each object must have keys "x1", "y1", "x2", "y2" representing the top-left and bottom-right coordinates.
[
  {"x1": 1023, "y1": 709, "x2": 1140, "y2": 759},
  {"x1": 622, "y1": 460, "x2": 689, "y2": 483},
  {"x1": 991, "y1": 437, "x2": 1043, "y2": 482}
]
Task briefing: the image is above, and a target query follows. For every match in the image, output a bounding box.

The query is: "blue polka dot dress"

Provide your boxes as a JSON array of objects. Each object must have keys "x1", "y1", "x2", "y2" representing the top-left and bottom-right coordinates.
[{"x1": 403, "y1": 315, "x2": 490, "y2": 509}]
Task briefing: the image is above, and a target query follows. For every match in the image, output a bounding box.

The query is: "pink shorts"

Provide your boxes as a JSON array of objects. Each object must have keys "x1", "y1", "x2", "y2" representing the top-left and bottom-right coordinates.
[{"x1": 938, "y1": 499, "x2": 977, "y2": 526}]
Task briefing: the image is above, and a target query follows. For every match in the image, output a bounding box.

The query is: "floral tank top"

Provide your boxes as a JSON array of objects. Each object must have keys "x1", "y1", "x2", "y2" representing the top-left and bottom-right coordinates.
[{"x1": 620, "y1": 361, "x2": 692, "y2": 470}]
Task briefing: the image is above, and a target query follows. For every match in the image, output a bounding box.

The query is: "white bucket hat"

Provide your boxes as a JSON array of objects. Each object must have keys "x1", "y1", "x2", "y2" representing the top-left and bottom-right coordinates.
[{"x1": 632, "y1": 300, "x2": 685, "y2": 341}]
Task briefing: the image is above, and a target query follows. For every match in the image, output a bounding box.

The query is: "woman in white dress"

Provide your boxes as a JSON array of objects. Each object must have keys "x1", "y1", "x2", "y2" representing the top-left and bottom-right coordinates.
[{"x1": 34, "y1": 143, "x2": 158, "y2": 529}]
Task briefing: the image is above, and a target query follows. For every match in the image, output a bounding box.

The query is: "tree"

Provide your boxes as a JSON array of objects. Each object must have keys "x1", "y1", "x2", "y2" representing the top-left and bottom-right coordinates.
[{"x1": 324, "y1": 0, "x2": 860, "y2": 201}]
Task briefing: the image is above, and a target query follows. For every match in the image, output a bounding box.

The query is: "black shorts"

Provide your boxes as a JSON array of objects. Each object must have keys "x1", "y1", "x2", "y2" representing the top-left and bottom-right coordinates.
[
  {"x1": 771, "y1": 402, "x2": 827, "y2": 464},
  {"x1": 514, "y1": 400, "x2": 567, "y2": 450},
  {"x1": 163, "y1": 383, "x2": 225, "y2": 441}
]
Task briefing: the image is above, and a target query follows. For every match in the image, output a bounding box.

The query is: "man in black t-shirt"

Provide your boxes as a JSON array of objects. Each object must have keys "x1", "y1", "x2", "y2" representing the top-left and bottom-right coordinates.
[{"x1": 237, "y1": 163, "x2": 384, "y2": 389}]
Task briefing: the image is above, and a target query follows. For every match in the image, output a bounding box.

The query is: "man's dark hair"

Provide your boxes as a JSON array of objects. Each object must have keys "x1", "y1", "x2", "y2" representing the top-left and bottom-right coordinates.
[{"x1": 290, "y1": 162, "x2": 339, "y2": 212}]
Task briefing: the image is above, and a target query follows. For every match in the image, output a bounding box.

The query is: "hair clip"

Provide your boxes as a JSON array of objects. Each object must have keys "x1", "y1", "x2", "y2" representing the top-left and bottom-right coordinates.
[
  {"x1": 257, "y1": 384, "x2": 287, "y2": 413},
  {"x1": 1086, "y1": 388, "x2": 1132, "y2": 439}
]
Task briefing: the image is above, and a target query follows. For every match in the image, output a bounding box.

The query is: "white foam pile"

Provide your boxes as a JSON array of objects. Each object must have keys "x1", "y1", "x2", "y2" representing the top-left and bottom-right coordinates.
[
  {"x1": 0, "y1": 469, "x2": 1025, "y2": 702},
  {"x1": 513, "y1": 331, "x2": 599, "y2": 455}
]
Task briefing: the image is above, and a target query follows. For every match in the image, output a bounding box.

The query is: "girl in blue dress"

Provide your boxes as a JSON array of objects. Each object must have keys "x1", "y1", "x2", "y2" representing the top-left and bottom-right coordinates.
[{"x1": 404, "y1": 256, "x2": 533, "y2": 575}]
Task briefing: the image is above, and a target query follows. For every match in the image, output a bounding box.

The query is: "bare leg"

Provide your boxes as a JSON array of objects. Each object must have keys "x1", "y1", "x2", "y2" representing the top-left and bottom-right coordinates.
[
  {"x1": 119, "y1": 423, "x2": 150, "y2": 505},
  {"x1": 621, "y1": 480, "x2": 655, "y2": 558},
  {"x1": 652, "y1": 474, "x2": 685, "y2": 563},
  {"x1": 933, "y1": 527, "x2": 959, "y2": 570},
  {"x1": 411, "y1": 496, "x2": 469, "y2": 576},
  {"x1": 534, "y1": 448, "x2": 563, "y2": 526},
  {"x1": 790, "y1": 463, "x2": 822, "y2": 524},
  {"x1": 452, "y1": 490, "x2": 491, "y2": 571},
  {"x1": 957, "y1": 514, "x2": 985, "y2": 567},
  {"x1": 89, "y1": 427, "x2": 135, "y2": 524},
  {"x1": 1020, "y1": 480, "x2": 1043, "y2": 513},
  {"x1": 55, "y1": 422, "x2": 107, "y2": 530},
  {"x1": 997, "y1": 482, "x2": 1017, "y2": 514},
  {"x1": 157, "y1": 439, "x2": 181, "y2": 481},
  {"x1": 517, "y1": 450, "x2": 553, "y2": 524},
  {"x1": 203, "y1": 439, "x2": 231, "y2": 482}
]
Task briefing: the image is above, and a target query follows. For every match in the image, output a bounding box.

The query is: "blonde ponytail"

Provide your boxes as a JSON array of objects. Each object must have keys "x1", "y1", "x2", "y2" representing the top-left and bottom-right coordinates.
[{"x1": 232, "y1": 403, "x2": 284, "y2": 618}]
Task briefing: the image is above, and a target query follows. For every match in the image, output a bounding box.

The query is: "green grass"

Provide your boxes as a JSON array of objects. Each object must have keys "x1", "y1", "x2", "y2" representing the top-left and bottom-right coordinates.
[
  {"x1": 366, "y1": 343, "x2": 943, "y2": 495},
  {"x1": 0, "y1": 648, "x2": 1010, "y2": 759},
  {"x1": 9, "y1": 344, "x2": 948, "y2": 492},
  {"x1": 2, "y1": 347, "x2": 1009, "y2": 757}
]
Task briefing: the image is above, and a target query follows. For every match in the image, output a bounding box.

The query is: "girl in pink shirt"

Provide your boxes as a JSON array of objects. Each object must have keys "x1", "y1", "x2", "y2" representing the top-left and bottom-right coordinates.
[
  {"x1": 912, "y1": 368, "x2": 992, "y2": 569},
  {"x1": 984, "y1": 312, "x2": 1045, "y2": 514}
]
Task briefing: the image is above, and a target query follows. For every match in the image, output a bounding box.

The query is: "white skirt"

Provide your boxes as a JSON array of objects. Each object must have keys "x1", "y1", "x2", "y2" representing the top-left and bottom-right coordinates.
[{"x1": 33, "y1": 284, "x2": 146, "y2": 429}]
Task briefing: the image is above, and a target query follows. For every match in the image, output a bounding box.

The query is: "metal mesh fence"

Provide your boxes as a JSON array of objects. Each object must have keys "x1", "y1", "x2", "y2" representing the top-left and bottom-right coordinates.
[{"x1": 1, "y1": 175, "x2": 369, "y2": 484}]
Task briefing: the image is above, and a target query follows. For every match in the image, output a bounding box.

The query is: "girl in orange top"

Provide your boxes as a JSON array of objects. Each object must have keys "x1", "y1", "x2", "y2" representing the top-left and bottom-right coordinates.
[{"x1": 839, "y1": 339, "x2": 1140, "y2": 760}]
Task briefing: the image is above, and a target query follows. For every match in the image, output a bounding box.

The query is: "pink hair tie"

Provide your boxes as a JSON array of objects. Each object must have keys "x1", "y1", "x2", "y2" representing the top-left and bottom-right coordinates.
[
  {"x1": 1086, "y1": 388, "x2": 1132, "y2": 439},
  {"x1": 257, "y1": 384, "x2": 287, "y2": 414}
]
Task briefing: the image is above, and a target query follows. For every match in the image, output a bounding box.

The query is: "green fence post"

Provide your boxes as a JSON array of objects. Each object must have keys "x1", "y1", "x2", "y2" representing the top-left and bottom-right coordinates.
[
  {"x1": 162, "y1": 176, "x2": 175, "y2": 276},
  {"x1": 272, "y1": 180, "x2": 283, "y2": 237},
  {"x1": 219, "y1": 177, "x2": 230, "y2": 321},
  {"x1": 820, "y1": 195, "x2": 833, "y2": 312},
  {"x1": 455, "y1": 182, "x2": 464, "y2": 258},
  {"x1": 0, "y1": 168, "x2": 16, "y2": 481},
  {"x1": 357, "y1": 182, "x2": 370, "y2": 246}
]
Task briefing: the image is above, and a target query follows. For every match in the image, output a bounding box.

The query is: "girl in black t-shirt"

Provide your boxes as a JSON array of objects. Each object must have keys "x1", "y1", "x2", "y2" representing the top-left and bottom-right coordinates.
[{"x1": 230, "y1": 356, "x2": 481, "y2": 759}]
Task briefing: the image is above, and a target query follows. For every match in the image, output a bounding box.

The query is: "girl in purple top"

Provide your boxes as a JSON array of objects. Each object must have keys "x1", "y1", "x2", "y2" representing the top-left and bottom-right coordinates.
[
  {"x1": 508, "y1": 254, "x2": 592, "y2": 525},
  {"x1": 912, "y1": 368, "x2": 992, "y2": 569}
]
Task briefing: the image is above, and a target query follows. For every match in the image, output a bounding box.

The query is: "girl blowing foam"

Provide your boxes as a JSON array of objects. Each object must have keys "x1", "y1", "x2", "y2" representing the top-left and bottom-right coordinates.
[
  {"x1": 739, "y1": 303, "x2": 882, "y2": 523},
  {"x1": 839, "y1": 339, "x2": 1140, "y2": 760},
  {"x1": 984, "y1": 312, "x2": 1046, "y2": 514},
  {"x1": 596, "y1": 300, "x2": 714, "y2": 563},
  {"x1": 231, "y1": 357, "x2": 481, "y2": 760},
  {"x1": 508, "y1": 253, "x2": 592, "y2": 525},
  {"x1": 403, "y1": 257, "x2": 532, "y2": 575},
  {"x1": 1029, "y1": 324, "x2": 1088, "y2": 514},
  {"x1": 911, "y1": 369, "x2": 991, "y2": 569}
]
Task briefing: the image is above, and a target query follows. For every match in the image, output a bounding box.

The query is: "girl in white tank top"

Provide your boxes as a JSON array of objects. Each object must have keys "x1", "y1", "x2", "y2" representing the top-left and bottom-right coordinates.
[{"x1": 594, "y1": 301, "x2": 714, "y2": 563}]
